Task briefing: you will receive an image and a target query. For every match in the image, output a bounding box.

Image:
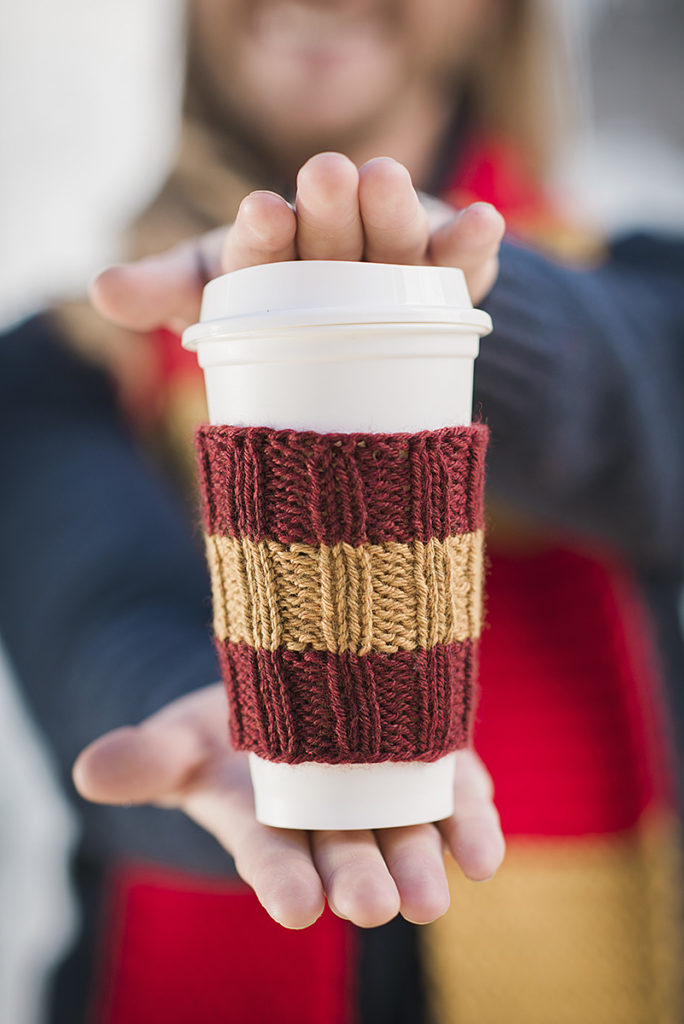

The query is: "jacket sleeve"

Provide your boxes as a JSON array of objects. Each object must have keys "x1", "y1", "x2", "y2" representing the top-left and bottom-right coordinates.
[
  {"x1": 477, "y1": 233, "x2": 684, "y2": 568},
  {"x1": 0, "y1": 316, "x2": 232, "y2": 874}
]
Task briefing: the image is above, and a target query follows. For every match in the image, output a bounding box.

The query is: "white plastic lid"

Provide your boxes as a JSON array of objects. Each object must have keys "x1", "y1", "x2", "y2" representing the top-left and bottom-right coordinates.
[{"x1": 183, "y1": 260, "x2": 491, "y2": 349}]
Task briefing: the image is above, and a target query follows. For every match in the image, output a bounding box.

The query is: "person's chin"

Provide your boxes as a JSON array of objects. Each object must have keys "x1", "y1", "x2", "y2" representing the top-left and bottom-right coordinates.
[{"x1": 253, "y1": 90, "x2": 391, "y2": 155}]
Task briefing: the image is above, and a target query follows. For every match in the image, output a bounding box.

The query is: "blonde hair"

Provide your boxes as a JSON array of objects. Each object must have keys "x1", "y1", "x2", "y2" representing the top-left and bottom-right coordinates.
[{"x1": 469, "y1": 0, "x2": 571, "y2": 177}]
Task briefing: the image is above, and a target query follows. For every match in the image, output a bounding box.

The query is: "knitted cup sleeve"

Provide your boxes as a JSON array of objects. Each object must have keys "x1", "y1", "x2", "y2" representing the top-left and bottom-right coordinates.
[{"x1": 195, "y1": 423, "x2": 488, "y2": 765}]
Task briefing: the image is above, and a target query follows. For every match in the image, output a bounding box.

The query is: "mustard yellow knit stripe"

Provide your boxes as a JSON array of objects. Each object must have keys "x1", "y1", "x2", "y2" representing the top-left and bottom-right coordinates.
[{"x1": 205, "y1": 530, "x2": 484, "y2": 653}]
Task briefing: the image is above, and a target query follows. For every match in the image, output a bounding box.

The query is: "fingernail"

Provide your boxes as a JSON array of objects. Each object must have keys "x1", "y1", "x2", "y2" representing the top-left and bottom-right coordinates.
[{"x1": 361, "y1": 155, "x2": 402, "y2": 170}]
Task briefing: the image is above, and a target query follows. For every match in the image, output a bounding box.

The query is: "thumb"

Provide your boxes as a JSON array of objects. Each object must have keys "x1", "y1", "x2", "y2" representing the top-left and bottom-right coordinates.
[
  {"x1": 89, "y1": 228, "x2": 226, "y2": 334},
  {"x1": 72, "y1": 720, "x2": 209, "y2": 807}
]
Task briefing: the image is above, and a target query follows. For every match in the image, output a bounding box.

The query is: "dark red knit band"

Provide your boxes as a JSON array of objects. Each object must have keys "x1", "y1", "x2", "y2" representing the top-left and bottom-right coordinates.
[
  {"x1": 196, "y1": 423, "x2": 487, "y2": 545},
  {"x1": 218, "y1": 639, "x2": 477, "y2": 764}
]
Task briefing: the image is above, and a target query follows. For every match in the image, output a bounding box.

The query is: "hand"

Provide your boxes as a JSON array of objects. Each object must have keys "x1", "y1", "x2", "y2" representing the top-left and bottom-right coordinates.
[
  {"x1": 90, "y1": 152, "x2": 505, "y2": 336},
  {"x1": 73, "y1": 684, "x2": 505, "y2": 930}
]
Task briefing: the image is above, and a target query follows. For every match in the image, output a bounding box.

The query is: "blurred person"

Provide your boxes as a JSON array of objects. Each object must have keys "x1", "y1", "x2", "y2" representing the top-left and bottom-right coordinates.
[{"x1": 1, "y1": 1, "x2": 684, "y2": 1023}]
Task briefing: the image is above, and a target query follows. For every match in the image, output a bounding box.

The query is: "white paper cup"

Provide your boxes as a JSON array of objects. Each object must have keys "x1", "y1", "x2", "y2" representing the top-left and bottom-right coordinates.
[{"x1": 184, "y1": 261, "x2": 491, "y2": 830}]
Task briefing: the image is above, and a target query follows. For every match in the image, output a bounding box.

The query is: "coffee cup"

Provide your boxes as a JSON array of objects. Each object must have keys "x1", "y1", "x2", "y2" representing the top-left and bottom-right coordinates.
[{"x1": 184, "y1": 260, "x2": 491, "y2": 829}]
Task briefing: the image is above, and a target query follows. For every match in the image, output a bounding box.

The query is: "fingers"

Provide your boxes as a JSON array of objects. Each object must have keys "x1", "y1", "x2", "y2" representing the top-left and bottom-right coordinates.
[
  {"x1": 221, "y1": 190, "x2": 297, "y2": 273},
  {"x1": 183, "y1": 782, "x2": 326, "y2": 931},
  {"x1": 311, "y1": 830, "x2": 401, "y2": 928},
  {"x1": 72, "y1": 683, "x2": 226, "y2": 805},
  {"x1": 73, "y1": 682, "x2": 326, "y2": 931},
  {"x1": 236, "y1": 826, "x2": 326, "y2": 931},
  {"x1": 72, "y1": 721, "x2": 209, "y2": 806},
  {"x1": 296, "y1": 153, "x2": 430, "y2": 266},
  {"x1": 429, "y1": 201, "x2": 505, "y2": 303},
  {"x1": 308, "y1": 749, "x2": 502, "y2": 930},
  {"x1": 437, "y1": 749, "x2": 506, "y2": 882},
  {"x1": 374, "y1": 823, "x2": 450, "y2": 924},
  {"x1": 89, "y1": 230, "x2": 223, "y2": 335},
  {"x1": 295, "y1": 152, "x2": 364, "y2": 260},
  {"x1": 358, "y1": 157, "x2": 430, "y2": 264},
  {"x1": 90, "y1": 158, "x2": 500, "y2": 341},
  {"x1": 90, "y1": 191, "x2": 296, "y2": 334}
]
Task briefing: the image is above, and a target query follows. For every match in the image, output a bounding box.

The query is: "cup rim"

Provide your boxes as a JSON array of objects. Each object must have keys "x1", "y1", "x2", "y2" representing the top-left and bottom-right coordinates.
[{"x1": 183, "y1": 306, "x2": 492, "y2": 350}]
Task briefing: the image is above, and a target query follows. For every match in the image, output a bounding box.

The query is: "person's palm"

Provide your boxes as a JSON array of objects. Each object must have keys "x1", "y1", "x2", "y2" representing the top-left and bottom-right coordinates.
[
  {"x1": 79, "y1": 152, "x2": 506, "y2": 929},
  {"x1": 74, "y1": 684, "x2": 504, "y2": 930}
]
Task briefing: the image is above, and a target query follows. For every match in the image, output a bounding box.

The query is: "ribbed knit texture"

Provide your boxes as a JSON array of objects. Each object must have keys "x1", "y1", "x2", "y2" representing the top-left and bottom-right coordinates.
[{"x1": 196, "y1": 423, "x2": 488, "y2": 764}]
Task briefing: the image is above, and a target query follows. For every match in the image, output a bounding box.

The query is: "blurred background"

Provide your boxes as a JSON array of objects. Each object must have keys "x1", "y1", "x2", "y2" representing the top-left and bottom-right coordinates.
[{"x1": 0, "y1": 0, "x2": 682, "y2": 1020}]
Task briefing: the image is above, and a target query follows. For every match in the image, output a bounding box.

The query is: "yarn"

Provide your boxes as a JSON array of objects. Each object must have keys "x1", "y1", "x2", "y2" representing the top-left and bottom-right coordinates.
[
  {"x1": 204, "y1": 532, "x2": 484, "y2": 652},
  {"x1": 196, "y1": 424, "x2": 487, "y2": 544},
  {"x1": 196, "y1": 423, "x2": 488, "y2": 764}
]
